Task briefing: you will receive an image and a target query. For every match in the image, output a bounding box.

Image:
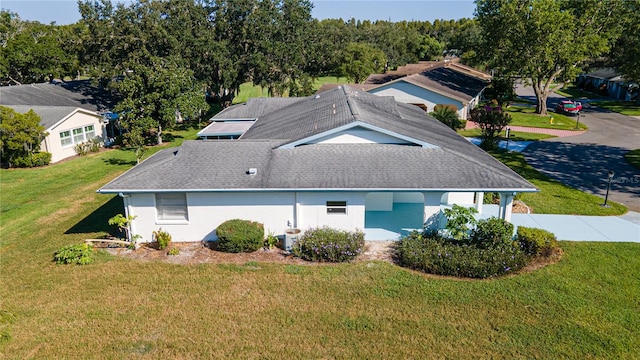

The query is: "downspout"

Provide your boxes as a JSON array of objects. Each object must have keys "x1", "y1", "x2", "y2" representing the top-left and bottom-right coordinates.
[
  {"x1": 119, "y1": 192, "x2": 133, "y2": 242},
  {"x1": 294, "y1": 192, "x2": 299, "y2": 229}
]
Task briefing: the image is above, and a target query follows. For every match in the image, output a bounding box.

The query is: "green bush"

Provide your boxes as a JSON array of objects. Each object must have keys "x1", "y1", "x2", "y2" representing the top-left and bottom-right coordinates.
[
  {"x1": 216, "y1": 219, "x2": 264, "y2": 253},
  {"x1": 152, "y1": 228, "x2": 171, "y2": 250},
  {"x1": 394, "y1": 231, "x2": 527, "y2": 279},
  {"x1": 54, "y1": 243, "x2": 94, "y2": 265},
  {"x1": 167, "y1": 248, "x2": 180, "y2": 256},
  {"x1": 517, "y1": 226, "x2": 558, "y2": 256},
  {"x1": 443, "y1": 205, "x2": 478, "y2": 240},
  {"x1": 292, "y1": 226, "x2": 365, "y2": 262},
  {"x1": 431, "y1": 105, "x2": 465, "y2": 130},
  {"x1": 470, "y1": 217, "x2": 514, "y2": 249},
  {"x1": 11, "y1": 152, "x2": 51, "y2": 168}
]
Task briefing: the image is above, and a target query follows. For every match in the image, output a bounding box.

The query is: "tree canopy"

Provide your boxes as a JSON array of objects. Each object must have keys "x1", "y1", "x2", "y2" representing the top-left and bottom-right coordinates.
[
  {"x1": 475, "y1": 0, "x2": 626, "y2": 114},
  {"x1": 0, "y1": 106, "x2": 50, "y2": 167}
]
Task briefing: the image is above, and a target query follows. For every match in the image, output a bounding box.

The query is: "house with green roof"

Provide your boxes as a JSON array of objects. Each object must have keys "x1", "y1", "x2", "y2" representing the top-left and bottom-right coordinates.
[{"x1": 99, "y1": 86, "x2": 536, "y2": 243}]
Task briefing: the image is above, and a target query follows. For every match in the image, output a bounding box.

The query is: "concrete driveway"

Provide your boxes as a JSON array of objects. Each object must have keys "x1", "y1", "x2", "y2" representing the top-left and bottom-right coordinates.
[{"x1": 515, "y1": 83, "x2": 640, "y2": 211}]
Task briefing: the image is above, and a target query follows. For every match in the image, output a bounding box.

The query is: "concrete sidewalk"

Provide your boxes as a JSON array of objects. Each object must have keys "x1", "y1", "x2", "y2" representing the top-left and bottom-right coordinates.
[{"x1": 479, "y1": 205, "x2": 640, "y2": 242}]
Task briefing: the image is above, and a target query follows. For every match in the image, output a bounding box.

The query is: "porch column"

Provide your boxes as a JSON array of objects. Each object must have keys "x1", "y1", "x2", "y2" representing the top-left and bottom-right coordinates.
[
  {"x1": 423, "y1": 192, "x2": 444, "y2": 231},
  {"x1": 475, "y1": 191, "x2": 484, "y2": 214},
  {"x1": 498, "y1": 192, "x2": 514, "y2": 222}
]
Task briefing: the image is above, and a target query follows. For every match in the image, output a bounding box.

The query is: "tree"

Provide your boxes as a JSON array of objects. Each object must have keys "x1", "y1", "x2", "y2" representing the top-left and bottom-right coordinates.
[
  {"x1": 113, "y1": 56, "x2": 207, "y2": 155},
  {"x1": 0, "y1": 106, "x2": 50, "y2": 167},
  {"x1": 475, "y1": 0, "x2": 625, "y2": 114},
  {"x1": 340, "y1": 42, "x2": 386, "y2": 83},
  {"x1": 0, "y1": 11, "x2": 78, "y2": 84},
  {"x1": 470, "y1": 104, "x2": 512, "y2": 150},
  {"x1": 609, "y1": 1, "x2": 640, "y2": 85},
  {"x1": 430, "y1": 105, "x2": 464, "y2": 130}
]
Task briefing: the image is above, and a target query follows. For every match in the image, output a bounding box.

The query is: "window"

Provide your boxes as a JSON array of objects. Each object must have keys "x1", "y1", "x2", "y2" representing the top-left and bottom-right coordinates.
[
  {"x1": 72, "y1": 127, "x2": 85, "y2": 144},
  {"x1": 60, "y1": 130, "x2": 72, "y2": 146},
  {"x1": 84, "y1": 125, "x2": 95, "y2": 139},
  {"x1": 156, "y1": 193, "x2": 188, "y2": 221},
  {"x1": 59, "y1": 124, "x2": 97, "y2": 147},
  {"x1": 327, "y1": 201, "x2": 347, "y2": 214}
]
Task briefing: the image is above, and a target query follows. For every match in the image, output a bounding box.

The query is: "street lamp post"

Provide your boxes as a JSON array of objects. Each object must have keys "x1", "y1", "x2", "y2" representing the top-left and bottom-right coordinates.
[
  {"x1": 575, "y1": 112, "x2": 581, "y2": 130},
  {"x1": 505, "y1": 127, "x2": 511, "y2": 152},
  {"x1": 602, "y1": 170, "x2": 615, "y2": 207}
]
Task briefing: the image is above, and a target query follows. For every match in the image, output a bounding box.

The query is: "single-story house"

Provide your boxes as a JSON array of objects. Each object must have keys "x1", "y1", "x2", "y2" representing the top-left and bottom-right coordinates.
[
  {"x1": 576, "y1": 68, "x2": 638, "y2": 101},
  {"x1": 99, "y1": 86, "x2": 536, "y2": 243},
  {"x1": 1, "y1": 80, "x2": 117, "y2": 162},
  {"x1": 4, "y1": 105, "x2": 105, "y2": 163},
  {"x1": 364, "y1": 59, "x2": 491, "y2": 118}
]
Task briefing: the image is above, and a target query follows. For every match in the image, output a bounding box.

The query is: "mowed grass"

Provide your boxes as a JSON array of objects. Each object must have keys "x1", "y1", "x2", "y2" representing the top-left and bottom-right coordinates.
[
  {"x1": 506, "y1": 105, "x2": 588, "y2": 130},
  {"x1": 490, "y1": 150, "x2": 627, "y2": 215},
  {"x1": 1, "y1": 130, "x2": 637, "y2": 358},
  {"x1": 457, "y1": 128, "x2": 557, "y2": 141},
  {"x1": 233, "y1": 76, "x2": 350, "y2": 104},
  {"x1": 625, "y1": 149, "x2": 640, "y2": 170},
  {"x1": 591, "y1": 100, "x2": 640, "y2": 116}
]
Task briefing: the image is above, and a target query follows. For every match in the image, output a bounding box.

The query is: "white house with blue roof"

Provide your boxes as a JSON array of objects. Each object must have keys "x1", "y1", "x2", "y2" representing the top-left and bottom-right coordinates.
[{"x1": 99, "y1": 86, "x2": 536, "y2": 243}]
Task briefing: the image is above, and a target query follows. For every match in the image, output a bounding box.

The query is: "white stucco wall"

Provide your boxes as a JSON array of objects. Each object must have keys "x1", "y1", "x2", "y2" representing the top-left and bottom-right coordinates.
[
  {"x1": 296, "y1": 192, "x2": 366, "y2": 232},
  {"x1": 42, "y1": 110, "x2": 104, "y2": 163},
  {"x1": 441, "y1": 192, "x2": 476, "y2": 205},
  {"x1": 369, "y1": 82, "x2": 465, "y2": 117},
  {"x1": 310, "y1": 127, "x2": 411, "y2": 145},
  {"x1": 126, "y1": 191, "x2": 369, "y2": 243}
]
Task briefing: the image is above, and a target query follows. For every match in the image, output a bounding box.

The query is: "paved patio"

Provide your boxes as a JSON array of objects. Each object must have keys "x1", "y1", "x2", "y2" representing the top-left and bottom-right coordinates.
[{"x1": 365, "y1": 205, "x2": 640, "y2": 243}]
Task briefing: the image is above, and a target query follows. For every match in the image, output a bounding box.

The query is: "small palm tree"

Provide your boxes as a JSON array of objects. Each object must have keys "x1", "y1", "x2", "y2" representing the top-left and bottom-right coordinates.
[{"x1": 430, "y1": 105, "x2": 464, "y2": 130}]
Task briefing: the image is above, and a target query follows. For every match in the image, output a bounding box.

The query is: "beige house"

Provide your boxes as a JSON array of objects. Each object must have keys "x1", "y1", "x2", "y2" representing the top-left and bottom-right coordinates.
[{"x1": 5, "y1": 105, "x2": 105, "y2": 163}]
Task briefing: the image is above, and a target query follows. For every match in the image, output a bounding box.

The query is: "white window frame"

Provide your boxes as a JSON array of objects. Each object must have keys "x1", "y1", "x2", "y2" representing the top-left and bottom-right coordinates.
[
  {"x1": 155, "y1": 193, "x2": 189, "y2": 224},
  {"x1": 59, "y1": 124, "x2": 98, "y2": 147},
  {"x1": 326, "y1": 201, "x2": 347, "y2": 215},
  {"x1": 60, "y1": 130, "x2": 72, "y2": 147}
]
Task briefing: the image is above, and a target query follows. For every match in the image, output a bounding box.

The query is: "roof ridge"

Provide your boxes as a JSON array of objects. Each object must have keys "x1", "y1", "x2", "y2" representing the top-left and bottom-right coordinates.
[{"x1": 343, "y1": 86, "x2": 360, "y2": 120}]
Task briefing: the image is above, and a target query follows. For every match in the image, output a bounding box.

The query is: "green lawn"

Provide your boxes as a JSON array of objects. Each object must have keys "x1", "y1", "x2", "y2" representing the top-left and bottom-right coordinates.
[
  {"x1": 490, "y1": 150, "x2": 626, "y2": 215},
  {"x1": 554, "y1": 85, "x2": 600, "y2": 100},
  {"x1": 590, "y1": 100, "x2": 640, "y2": 116},
  {"x1": 458, "y1": 128, "x2": 556, "y2": 141},
  {"x1": 506, "y1": 105, "x2": 588, "y2": 130},
  {"x1": 0, "y1": 132, "x2": 636, "y2": 358},
  {"x1": 625, "y1": 149, "x2": 640, "y2": 170},
  {"x1": 233, "y1": 76, "x2": 350, "y2": 104}
]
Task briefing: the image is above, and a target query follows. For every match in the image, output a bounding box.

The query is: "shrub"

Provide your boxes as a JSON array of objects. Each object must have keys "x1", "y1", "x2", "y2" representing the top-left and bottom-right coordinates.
[
  {"x1": 291, "y1": 226, "x2": 365, "y2": 262},
  {"x1": 11, "y1": 152, "x2": 51, "y2": 168},
  {"x1": 54, "y1": 243, "x2": 94, "y2": 265},
  {"x1": 167, "y1": 248, "x2": 180, "y2": 256},
  {"x1": 152, "y1": 228, "x2": 171, "y2": 250},
  {"x1": 470, "y1": 217, "x2": 514, "y2": 249},
  {"x1": 74, "y1": 142, "x2": 90, "y2": 156},
  {"x1": 216, "y1": 219, "x2": 264, "y2": 253},
  {"x1": 443, "y1": 205, "x2": 478, "y2": 241},
  {"x1": 517, "y1": 226, "x2": 558, "y2": 256},
  {"x1": 264, "y1": 231, "x2": 279, "y2": 250},
  {"x1": 431, "y1": 105, "x2": 464, "y2": 130},
  {"x1": 394, "y1": 231, "x2": 527, "y2": 279}
]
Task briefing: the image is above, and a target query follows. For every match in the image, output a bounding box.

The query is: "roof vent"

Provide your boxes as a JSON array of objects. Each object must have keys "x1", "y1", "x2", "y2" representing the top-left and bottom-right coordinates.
[
  {"x1": 315, "y1": 94, "x2": 320, "y2": 99},
  {"x1": 247, "y1": 168, "x2": 257, "y2": 175}
]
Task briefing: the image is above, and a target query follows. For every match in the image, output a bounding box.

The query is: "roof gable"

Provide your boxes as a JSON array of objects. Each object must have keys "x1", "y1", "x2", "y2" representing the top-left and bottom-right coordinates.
[{"x1": 2, "y1": 105, "x2": 101, "y2": 130}]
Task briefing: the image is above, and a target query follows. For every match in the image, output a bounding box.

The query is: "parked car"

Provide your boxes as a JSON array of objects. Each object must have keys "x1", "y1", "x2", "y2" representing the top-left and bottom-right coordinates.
[{"x1": 555, "y1": 100, "x2": 582, "y2": 115}]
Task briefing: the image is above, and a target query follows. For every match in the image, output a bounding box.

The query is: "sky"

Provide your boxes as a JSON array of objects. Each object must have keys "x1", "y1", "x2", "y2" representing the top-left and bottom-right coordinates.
[{"x1": 1, "y1": 0, "x2": 476, "y2": 25}]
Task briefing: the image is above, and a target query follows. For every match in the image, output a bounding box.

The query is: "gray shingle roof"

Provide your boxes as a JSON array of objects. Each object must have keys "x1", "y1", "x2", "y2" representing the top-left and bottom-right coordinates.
[
  {"x1": 0, "y1": 80, "x2": 114, "y2": 111},
  {"x1": 100, "y1": 141, "x2": 534, "y2": 192},
  {"x1": 100, "y1": 85, "x2": 535, "y2": 193},
  {"x1": 2, "y1": 105, "x2": 97, "y2": 130},
  {"x1": 212, "y1": 97, "x2": 304, "y2": 120}
]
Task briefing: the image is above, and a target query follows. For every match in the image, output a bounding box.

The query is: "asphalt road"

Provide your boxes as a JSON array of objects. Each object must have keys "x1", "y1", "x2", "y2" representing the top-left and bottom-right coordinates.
[{"x1": 516, "y1": 83, "x2": 640, "y2": 212}]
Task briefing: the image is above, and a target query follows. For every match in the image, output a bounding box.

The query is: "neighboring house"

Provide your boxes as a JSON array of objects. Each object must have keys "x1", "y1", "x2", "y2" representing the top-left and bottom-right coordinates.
[
  {"x1": 0, "y1": 80, "x2": 117, "y2": 162},
  {"x1": 576, "y1": 68, "x2": 638, "y2": 101},
  {"x1": 99, "y1": 86, "x2": 536, "y2": 243},
  {"x1": 4, "y1": 105, "x2": 105, "y2": 163},
  {"x1": 364, "y1": 60, "x2": 491, "y2": 119}
]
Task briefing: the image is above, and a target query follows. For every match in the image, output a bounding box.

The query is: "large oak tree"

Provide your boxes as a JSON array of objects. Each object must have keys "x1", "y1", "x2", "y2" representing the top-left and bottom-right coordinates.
[{"x1": 475, "y1": 0, "x2": 625, "y2": 114}]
